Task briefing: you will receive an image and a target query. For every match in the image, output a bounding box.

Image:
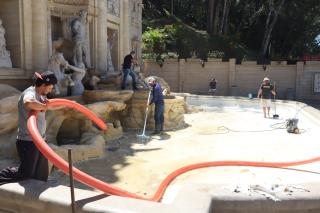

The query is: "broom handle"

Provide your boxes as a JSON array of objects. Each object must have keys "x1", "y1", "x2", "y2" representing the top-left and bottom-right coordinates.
[
  {"x1": 274, "y1": 82, "x2": 277, "y2": 114},
  {"x1": 141, "y1": 89, "x2": 152, "y2": 135}
]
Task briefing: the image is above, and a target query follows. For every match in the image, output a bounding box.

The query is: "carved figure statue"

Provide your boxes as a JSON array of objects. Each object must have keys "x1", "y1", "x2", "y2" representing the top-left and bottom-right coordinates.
[
  {"x1": 71, "y1": 62, "x2": 86, "y2": 96},
  {"x1": 107, "y1": 32, "x2": 117, "y2": 73},
  {"x1": 49, "y1": 52, "x2": 72, "y2": 96},
  {"x1": 49, "y1": 38, "x2": 85, "y2": 96},
  {"x1": 83, "y1": 68, "x2": 101, "y2": 90},
  {"x1": 0, "y1": 18, "x2": 12, "y2": 68},
  {"x1": 71, "y1": 10, "x2": 90, "y2": 68}
]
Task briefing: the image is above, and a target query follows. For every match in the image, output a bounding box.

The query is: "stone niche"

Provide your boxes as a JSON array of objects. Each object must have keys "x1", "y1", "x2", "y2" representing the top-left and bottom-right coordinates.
[
  {"x1": 44, "y1": 95, "x2": 128, "y2": 163},
  {"x1": 0, "y1": 0, "x2": 21, "y2": 68},
  {"x1": 56, "y1": 118, "x2": 83, "y2": 145},
  {"x1": 50, "y1": 16, "x2": 74, "y2": 64},
  {"x1": 49, "y1": 1, "x2": 93, "y2": 67},
  {"x1": 107, "y1": 27, "x2": 119, "y2": 73}
]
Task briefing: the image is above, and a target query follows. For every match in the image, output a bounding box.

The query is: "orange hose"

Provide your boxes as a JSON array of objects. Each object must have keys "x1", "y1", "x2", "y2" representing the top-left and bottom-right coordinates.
[{"x1": 27, "y1": 98, "x2": 320, "y2": 202}]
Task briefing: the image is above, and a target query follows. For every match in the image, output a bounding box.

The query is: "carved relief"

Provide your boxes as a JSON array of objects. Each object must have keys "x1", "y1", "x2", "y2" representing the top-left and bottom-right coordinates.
[
  {"x1": 129, "y1": 0, "x2": 142, "y2": 61},
  {"x1": 107, "y1": 0, "x2": 120, "y2": 17},
  {"x1": 0, "y1": 18, "x2": 12, "y2": 68},
  {"x1": 130, "y1": 0, "x2": 142, "y2": 24}
]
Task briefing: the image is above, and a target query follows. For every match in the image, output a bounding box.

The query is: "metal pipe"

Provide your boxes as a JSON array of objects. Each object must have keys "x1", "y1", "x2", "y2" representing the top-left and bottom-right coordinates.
[{"x1": 68, "y1": 149, "x2": 76, "y2": 213}]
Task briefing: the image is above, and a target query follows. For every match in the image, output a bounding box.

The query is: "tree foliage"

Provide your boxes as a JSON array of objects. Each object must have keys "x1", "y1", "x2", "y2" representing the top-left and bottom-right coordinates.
[{"x1": 142, "y1": 0, "x2": 320, "y2": 61}]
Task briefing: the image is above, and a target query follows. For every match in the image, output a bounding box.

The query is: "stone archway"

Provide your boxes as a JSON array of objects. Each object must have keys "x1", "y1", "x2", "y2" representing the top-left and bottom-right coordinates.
[{"x1": 56, "y1": 118, "x2": 82, "y2": 146}]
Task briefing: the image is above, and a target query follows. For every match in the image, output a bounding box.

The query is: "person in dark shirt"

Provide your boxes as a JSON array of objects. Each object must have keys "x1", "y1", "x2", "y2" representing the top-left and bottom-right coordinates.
[
  {"x1": 148, "y1": 77, "x2": 165, "y2": 135},
  {"x1": 121, "y1": 51, "x2": 138, "y2": 90},
  {"x1": 208, "y1": 78, "x2": 217, "y2": 95},
  {"x1": 257, "y1": 77, "x2": 276, "y2": 118}
]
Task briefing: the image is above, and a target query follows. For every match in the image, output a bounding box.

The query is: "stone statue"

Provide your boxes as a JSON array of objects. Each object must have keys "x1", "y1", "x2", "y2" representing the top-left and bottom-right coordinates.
[
  {"x1": 107, "y1": 0, "x2": 120, "y2": 17},
  {"x1": 71, "y1": 63, "x2": 86, "y2": 96},
  {"x1": 0, "y1": 18, "x2": 12, "y2": 68},
  {"x1": 107, "y1": 32, "x2": 116, "y2": 73},
  {"x1": 49, "y1": 38, "x2": 85, "y2": 96},
  {"x1": 71, "y1": 10, "x2": 90, "y2": 68}
]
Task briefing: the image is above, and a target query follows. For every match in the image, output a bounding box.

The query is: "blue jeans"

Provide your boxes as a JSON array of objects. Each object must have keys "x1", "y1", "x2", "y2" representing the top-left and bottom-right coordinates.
[
  {"x1": 121, "y1": 68, "x2": 137, "y2": 90},
  {"x1": 154, "y1": 103, "x2": 164, "y2": 125}
]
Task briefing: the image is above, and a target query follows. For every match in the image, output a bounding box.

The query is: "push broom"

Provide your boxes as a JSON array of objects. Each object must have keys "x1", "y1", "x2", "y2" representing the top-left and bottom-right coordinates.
[{"x1": 137, "y1": 89, "x2": 152, "y2": 142}]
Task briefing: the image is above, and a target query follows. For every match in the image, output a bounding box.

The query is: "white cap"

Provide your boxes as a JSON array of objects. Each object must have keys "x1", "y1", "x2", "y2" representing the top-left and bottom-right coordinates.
[
  {"x1": 263, "y1": 77, "x2": 270, "y2": 81},
  {"x1": 148, "y1": 77, "x2": 156, "y2": 83}
]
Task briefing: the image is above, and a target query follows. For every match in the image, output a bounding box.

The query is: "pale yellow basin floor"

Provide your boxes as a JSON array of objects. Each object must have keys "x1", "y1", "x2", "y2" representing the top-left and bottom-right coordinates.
[{"x1": 50, "y1": 108, "x2": 320, "y2": 199}]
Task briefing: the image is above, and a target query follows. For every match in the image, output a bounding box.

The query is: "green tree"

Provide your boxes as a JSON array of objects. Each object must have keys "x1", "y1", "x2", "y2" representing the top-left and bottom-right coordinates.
[{"x1": 142, "y1": 0, "x2": 320, "y2": 60}]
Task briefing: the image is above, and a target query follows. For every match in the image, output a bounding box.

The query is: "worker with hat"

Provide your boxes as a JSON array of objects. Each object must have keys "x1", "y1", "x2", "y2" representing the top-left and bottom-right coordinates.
[
  {"x1": 148, "y1": 77, "x2": 165, "y2": 134},
  {"x1": 257, "y1": 77, "x2": 276, "y2": 118}
]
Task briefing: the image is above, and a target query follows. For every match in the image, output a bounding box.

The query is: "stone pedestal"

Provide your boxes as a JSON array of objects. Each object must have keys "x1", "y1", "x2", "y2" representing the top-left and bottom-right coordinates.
[{"x1": 0, "y1": 53, "x2": 12, "y2": 68}]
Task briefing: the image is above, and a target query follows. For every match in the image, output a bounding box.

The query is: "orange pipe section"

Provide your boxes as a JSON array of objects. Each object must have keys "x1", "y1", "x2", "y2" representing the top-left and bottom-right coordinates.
[{"x1": 27, "y1": 98, "x2": 320, "y2": 202}]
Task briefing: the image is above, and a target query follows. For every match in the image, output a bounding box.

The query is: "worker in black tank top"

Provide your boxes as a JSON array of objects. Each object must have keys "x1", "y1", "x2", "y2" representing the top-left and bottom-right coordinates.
[
  {"x1": 121, "y1": 51, "x2": 138, "y2": 90},
  {"x1": 257, "y1": 77, "x2": 276, "y2": 118}
]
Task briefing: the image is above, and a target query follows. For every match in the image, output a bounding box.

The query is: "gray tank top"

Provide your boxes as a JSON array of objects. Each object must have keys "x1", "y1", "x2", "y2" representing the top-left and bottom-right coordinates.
[{"x1": 17, "y1": 86, "x2": 46, "y2": 141}]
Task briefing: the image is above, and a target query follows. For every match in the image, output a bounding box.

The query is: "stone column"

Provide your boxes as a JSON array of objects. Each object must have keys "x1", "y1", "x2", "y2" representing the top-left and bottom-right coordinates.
[
  {"x1": 97, "y1": 0, "x2": 108, "y2": 76},
  {"x1": 22, "y1": 0, "x2": 33, "y2": 71},
  {"x1": 47, "y1": 10, "x2": 52, "y2": 58},
  {"x1": 31, "y1": 0, "x2": 48, "y2": 71},
  {"x1": 121, "y1": 0, "x2": 130, "y2": 59},
  {"x1": 228, "y1": 58, "x2": 236, "y2": 95}
]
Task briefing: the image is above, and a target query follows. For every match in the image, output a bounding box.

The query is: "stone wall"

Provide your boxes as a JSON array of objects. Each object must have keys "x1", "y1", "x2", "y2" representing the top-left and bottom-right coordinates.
[{"x1": 143, "y1": 59, "x2": 320, "y2": 101}]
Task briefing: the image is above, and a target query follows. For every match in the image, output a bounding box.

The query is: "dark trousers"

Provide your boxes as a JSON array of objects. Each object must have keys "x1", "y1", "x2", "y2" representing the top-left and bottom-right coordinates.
[
  {"x1": 154, "y1": 103, "x2": 164, "y2": 125},
  {"x1": 121, "y1": 68, "x2": 137, "y2": 90},
  {"x1": 0, "y1": 140, "x2": 48, "y2": 185}
]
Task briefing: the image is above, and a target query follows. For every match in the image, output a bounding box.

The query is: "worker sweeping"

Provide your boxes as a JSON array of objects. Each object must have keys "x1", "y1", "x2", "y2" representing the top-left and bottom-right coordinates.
[
  {"x1": 257, "y1": 77, "x2": 276, "y2": 118},
  {"x1": 148, "y1": 77, "x2": 165, "y2": 135}
]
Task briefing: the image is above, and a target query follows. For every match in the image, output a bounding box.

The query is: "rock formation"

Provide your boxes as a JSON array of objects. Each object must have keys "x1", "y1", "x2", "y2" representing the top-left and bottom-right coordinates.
[{"x1": 0, "y1": 84, "x2": 21, "y2": 158}]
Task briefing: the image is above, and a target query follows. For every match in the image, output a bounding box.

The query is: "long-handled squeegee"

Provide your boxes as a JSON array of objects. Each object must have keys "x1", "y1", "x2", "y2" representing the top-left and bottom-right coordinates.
[{"x1": 137, "y1": 89, "x2": 152, "y2": 141}]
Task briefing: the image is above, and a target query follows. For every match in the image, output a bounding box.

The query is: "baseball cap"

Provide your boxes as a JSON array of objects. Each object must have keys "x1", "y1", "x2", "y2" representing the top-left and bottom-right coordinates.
[
  {"x1": 148, "y1": 77, "x2": 156, "y2": 83},
  {"x1": 34, "y1": 71, "x2": 57, "y2": 86}
]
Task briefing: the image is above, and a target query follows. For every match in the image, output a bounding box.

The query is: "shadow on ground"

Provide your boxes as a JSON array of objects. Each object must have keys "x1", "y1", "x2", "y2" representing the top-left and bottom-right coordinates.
[{"x1": 49, "y1": 129, "x2": 171, "y2": 192}]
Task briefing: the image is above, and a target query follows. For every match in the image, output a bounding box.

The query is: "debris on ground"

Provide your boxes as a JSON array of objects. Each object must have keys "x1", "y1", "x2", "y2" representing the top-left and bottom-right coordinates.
[{"x1": 228, "y1": 184, "x2": 310, "y2": 202}]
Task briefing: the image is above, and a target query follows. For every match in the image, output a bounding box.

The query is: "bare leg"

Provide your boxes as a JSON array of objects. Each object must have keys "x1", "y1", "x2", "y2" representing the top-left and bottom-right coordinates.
[{"x1": 263, "y1": 107, "x2": 266, "y2": 118}]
